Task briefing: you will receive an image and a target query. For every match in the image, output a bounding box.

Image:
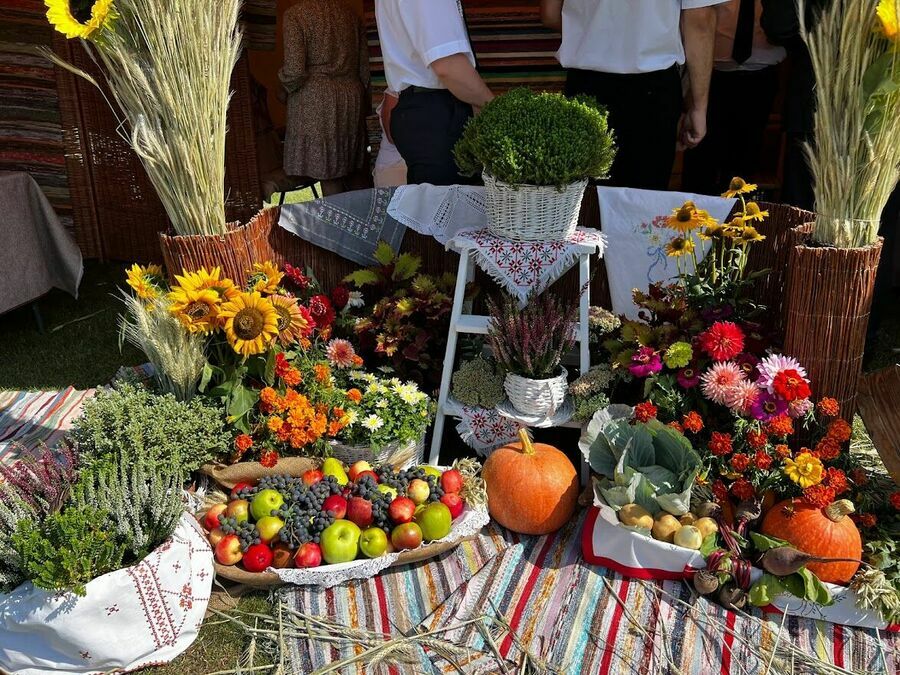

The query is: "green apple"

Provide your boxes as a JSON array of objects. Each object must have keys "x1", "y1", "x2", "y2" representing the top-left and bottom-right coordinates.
[
  {"x1": 250, "y1": 489, "x2": 284, "y2": 521},
  {"x1": 407, "y1": 479, "x2": 430, "y2": 505},
  {"x1": 414, "y1": 502, "x2": 452, "y2": 542},
  {"x1": 256, "y1": 515, "x2": 285, "y2": 543},
  {"x1": 359, "y1": 527, "x2": 389, "y2": 558},
  {"x1": 320, "y1": 519, "x2": 361, "y2": 564},
  {"x1": 419, "y1": 465, "x2": 442, "y2": 479},
  {"x1": 322, "y1": 457, "x2": 349, "y2": 486},
  {"x1": 377, "y1": 484, "x2": 398, "y2": 500}
]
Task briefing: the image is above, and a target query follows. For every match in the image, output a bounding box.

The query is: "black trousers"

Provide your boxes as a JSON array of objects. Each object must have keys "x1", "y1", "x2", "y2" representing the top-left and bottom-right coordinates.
[
  {"x1": 682, "y1": 66, "x2": 781, "y2": 196},
  {"x1": 391, "y1": 88, "x2": 474, "y2": 186},
  {"x1": 565, "y1": 66, "x2": 683, "y2": 190}
]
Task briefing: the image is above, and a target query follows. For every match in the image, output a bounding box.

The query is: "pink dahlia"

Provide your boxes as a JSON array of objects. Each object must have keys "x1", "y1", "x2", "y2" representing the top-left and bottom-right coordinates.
[
  {"x1": 756, "y1": 354, "x2": 808, "y2": 393},
  {"x1": 724, "y1": 379, "x2": 760, "y2": 414},
  {"x1": 698, "y1": 322, "x2": 745, "y2": 361},
  {"x1": 325, "y1": 339, "x2": 357, "y2": 368},
  {"x1": 700, "y1": 362, "x2": 745, "y2": 405},
  {"x1": 787, "y1": 397, "x2": 814, "y2": 419},
  {"x1": 629, "y1": 347, "x2": 662, "y2": 378}
]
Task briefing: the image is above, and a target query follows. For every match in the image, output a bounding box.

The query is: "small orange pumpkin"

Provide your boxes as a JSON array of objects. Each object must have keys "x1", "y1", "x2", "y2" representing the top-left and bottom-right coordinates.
[
  {"x1": 760, "y1": 499, "x2": 862, "y2": 584},
  {"x1": 482, "y1": 428, "x2": 579, "y2": 535}
]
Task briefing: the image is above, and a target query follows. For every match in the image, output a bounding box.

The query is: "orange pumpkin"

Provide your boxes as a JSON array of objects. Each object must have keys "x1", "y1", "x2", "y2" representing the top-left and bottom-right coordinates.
[
  {"x1": 760, "y1": 499, "x2": 862, "y2": 584},
  {"x1": 482, "y1": 428, "x2": 579, "y2": 535}
]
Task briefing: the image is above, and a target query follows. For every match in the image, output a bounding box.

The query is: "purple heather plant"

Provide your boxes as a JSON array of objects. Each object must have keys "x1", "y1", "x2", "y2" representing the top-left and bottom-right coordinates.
[
  {"x1": 0, "y1": 442, "x2": 80, "y2": 516},
  {"x1": 487, "y1": 291, "x2": 577, "y2": 380}
]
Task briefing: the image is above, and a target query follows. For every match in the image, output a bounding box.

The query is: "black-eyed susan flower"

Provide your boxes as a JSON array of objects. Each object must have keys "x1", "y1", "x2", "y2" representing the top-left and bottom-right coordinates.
[
  {"x1": 665, "y1": 236, "x2": 695, "y2": 257},
  {"x1": 667, "y1": 201, "x2": 712, "y2": 233},
  {"x1": 741, "y1": 201, "x2": 769, "y2": 222},
  {"x1": 739, "y1": 225, "x2": 766, "y2": 243},
  {"x1": 721, "y1": 176, "x2": 758, "y2": 198}
]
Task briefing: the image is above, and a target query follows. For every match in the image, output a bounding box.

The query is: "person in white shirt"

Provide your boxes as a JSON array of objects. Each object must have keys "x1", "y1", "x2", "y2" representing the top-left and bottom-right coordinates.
[
  {"x1": 541, "y1": 0, "x2": 726, "y2": 190},
  {"x1": 373, "y1": 90, "x2": 408, "y2": 187},
  {"x1": 374, "y1": 0, "x2": 494, "y2": 185}
]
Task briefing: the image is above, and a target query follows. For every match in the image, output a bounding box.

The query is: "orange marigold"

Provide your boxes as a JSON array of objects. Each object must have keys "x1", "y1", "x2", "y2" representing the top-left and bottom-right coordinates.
[
  {"x1": 826, "y1": 418, "x2": 852, "y2": 443},
  {"x1": 746, "y1": 429, "x2": 768, "y2": 450},
  {"x1": 347, "y1": 388, "x2": 362, "y2": 403},
  {"x1": 708, "y1": 431, "x2": 733, "y2": 456},
  {"x1": 634, "y1": 401, "x2": 658, "y2": 423},
  {"x1": 753, "y1": 452, "x2": 773, "y2": 470},
  {"x1": 731, "y1": 478, "x2": 756, "y2": 501},
  {"x1": 765, "y1": 415, "x2": 794, "y2": 437},
  {"x1": 682, "y1": 411, "x2": 704, "y2": 434},
  {"x1": 282, "y1": 368, "x2": 302, "y2": 387},
  {"x1": 314, "y1": 363, "x2": 332, "y2": 385},
  {"x1": 774, "y1": 443, "x2": 791, "y2": 458},
  {"x1": 802, "y1": 484, "x2": 836, "y2": 509},
  {"x1": 824, "y1": 467, "x2": 849, "y2": 495},
  {"x1": 234, "y1": 434, "x2": 253, "y2": 452},
  {"x1": 816, "y1": 397, "x2": 840, "y2": 417},
  {"x1": 267, "y1": 416, "x2": 284, "y2": 433},
  {"x1": 855, "y1": 513, "x2": 877, "y2": 529},
  {"x1": 850, "y1": 467, "x2": 869, "y2": 486},
  {"x1": 731, "y1": 453, "x2": 751, "y2": 473},
  {"x1": 668, "y1": 421, "x2": 684, "y2": 433},
  {"x1": 813, "y1": 437, "x2": 841, "y2": 461},
  {"x1": 260, "y1": 450, "x2": 279, "y2": 468},
  {"x1": 260, "y1": 387, "x2": 278, "y2": 406}
]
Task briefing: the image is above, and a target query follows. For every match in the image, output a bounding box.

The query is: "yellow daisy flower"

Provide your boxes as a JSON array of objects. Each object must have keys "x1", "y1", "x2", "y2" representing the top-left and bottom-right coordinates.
[
  {"x1": 167, "y1": 287, "x2": 220, "y2": 333},
  {"x1": 783, "y1": 452, "x2": 825, "y2": 488},
  {"x1": 270, "y1": 294, "x2": 311, "y2": 346},
  {"x1": 667, "y1": 201, "x2": 711, "y2": 233},
  {"x1": 738, "y1": 225, "x2": 766, "y2": 243},
  {"x1": 741, "y1": 202, "x2": 769, "y2": 223},
  {"x1": 219, "y1": 292, "x2": 279, "y2": 357},
  {"x1": 698, "y1": 223, "x2": 728, "y2": 240},
  {"x1": 721, "y1": 176, "x2": 758, "y2": 198},
  {"x1": 665, "y1": 236, "x2": 695, "y2": 257},
  {"x1": 45, "y1": 0, "x2": 116, "y2": 40},
  {"x1": 247, "y1": 261, "x2": 284, "y2": 295},
  {"x1": 125, "y1": 263, "x2": 163, "y2": 301},
  {"x1": 877, "y1": 0, "x2": 899, "y2": 42}
]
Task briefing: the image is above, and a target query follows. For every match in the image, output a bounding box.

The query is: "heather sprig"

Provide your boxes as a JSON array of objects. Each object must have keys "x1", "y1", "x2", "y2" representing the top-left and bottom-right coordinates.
[
  {"x1": 0, "y1": 442, "x2": 79, "y2": 517},
  {"x1": 487, "y1": 292, "x2": 577, "y2": 379}
]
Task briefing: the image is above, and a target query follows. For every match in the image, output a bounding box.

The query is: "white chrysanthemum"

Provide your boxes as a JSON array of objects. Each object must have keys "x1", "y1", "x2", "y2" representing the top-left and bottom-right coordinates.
[
  {"x1": 756, "y1": 354, "x2": 808, "y2": 393},
  {"x1": 375, "y1": 398, "x2": 389, "y2": 409},
  {"x1": 348, "y1": 370, "x2": 366, "y2": 381},
  {"x1": 347, "y1": 291, "x2": 364, "y2": 308},
  {"x1": 362, "y1": 414, "x2": 384, "y2": 431}
]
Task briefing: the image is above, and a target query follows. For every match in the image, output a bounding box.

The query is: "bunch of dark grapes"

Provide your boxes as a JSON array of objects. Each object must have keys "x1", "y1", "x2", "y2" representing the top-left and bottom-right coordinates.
[
  {"x1": 351, "y1": 475, "x2": 379, "y2": 499},
  {"x1": 279, "y1": 511, "x2": 312, "y2": 549},
  {"x1": 374, "y1": 465, "x2": 403, "y2": 490},
  {"x1": 218, "y1": 514, "x2": 239, "y2": 534},
  {"x1": 425, "y1": 475, "x2": 444, "y2": 503},
  {"x1": 234, "y1": 485, "x2": 260, "y2": 500},
  {"x1": 309, "y1": 476, "x2": 342, "y2": 508},
  {"x1": 291, "y1": 485, "x2": 321, "y2": 514},
  {"x1": 387, "y1": 466, "x2": 427, "y2": 493},
  {"x1": 236, "y1": 521, "x2": 261, "y2": 552},
  {"x1": 371, "y1": 493, "x2": 393, "y2": 531},
  {"x1": 308, "y1": 511, "x2": 335, "y2": 544},
  {"x1": 258, "y1": 473, "x2": 300, "y2": 500}
]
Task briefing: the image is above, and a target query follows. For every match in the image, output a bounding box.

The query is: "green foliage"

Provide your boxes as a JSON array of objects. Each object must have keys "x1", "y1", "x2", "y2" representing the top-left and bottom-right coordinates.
[
  {"x1": 451, "y1": 355, "x2": 505, "y2": 408},
  {"x1": 12, "y1": 506, "x2": 126, "y2": 596},
  {"x1": 454, "y1": 88, "x2": 616, "y2": 187},
  {"x1": 72, "y1": 382, "x2": 228, "y2": 473}
]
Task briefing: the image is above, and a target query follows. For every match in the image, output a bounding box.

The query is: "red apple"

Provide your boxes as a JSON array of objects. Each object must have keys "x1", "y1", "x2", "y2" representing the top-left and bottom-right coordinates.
[
  {"x1": 347, "y1": 460, "x2": 373, "y2": 482},
  {"x1": 407, "y1": 479, "x2": 430, "y2": 505},
  {"x1": 204, "y1": 503, "x2": 227, "y2": 531},
  {"x1": 271, "y1": 542, "x2": 294, "y2": 569},
  {"x1": 242, "y1": 543, "x2": 274, "y2": 573},
  {"x1": 230, "y1": 482, "x2": 255, "y2": 499},
  {"x1": 294, "y1": 541, "x2": 323, "y2": 568},
  {"x1": 302, "y1": 469, "x2": 324, "y2": 486},
  {"x1": 440, "y1": 493, "x2": 465, "y2": 519},
  {"x1": 214, "y1": 534, "x2": 243, "y2": 565},
  {"x1": 207, "y1": 528, "x2": 226, "y2": 547},
  {"x1": 322, "y1": 494, "x2": 348, "y2": 519},
  {"x1": 346, "y1": 496, "x2": 374, "y2": 528},
  {"x1": 388, "y1": 496, "x2": 416, "y2": 524},
  {"x1": 225, "y1": 499, "x2": 250, "y2": 523},
  {"x1": 440, "y1": 469, "x2": 463, "y2": 495},
  {"x1": 391, "y1": 522, "x2": 423, "y2": 550},
  {"x1": 356, "y1": 470, "x2": 380, "y2": 484}
]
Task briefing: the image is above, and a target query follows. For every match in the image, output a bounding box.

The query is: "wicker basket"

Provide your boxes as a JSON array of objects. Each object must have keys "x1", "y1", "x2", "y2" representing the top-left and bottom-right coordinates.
[
  {"x1": 328, "y1": 435, "x2": 425, "y2": 469},
  {"x1": 504, "y1": 367, "x2": 569, "y2": 417},
  {"x1": 483, "y1": 172, "x2": 587, "y2": 242}
]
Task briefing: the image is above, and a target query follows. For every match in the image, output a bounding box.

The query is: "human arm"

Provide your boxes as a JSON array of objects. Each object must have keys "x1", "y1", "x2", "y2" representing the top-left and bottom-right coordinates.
[
  {"x1": 540, "y1": 0, "x2": 563, "y2": 31},
  {"x1": 380, "y1": 91, "x2": 399, "y2": 144},
  {"x1": 278, "y1": 9, "x2": 307, "y2": 94},
  {"x1": 431, "y1": 54, "x2": 494, "y2": 108},
  {"x1": 680, "y1": 5, "x2": 717, "y2": 148}
]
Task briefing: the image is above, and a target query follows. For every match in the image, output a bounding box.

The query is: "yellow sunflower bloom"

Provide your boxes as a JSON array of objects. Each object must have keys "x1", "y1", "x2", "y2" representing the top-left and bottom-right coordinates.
[
  {"x1": 247, "y1": 261, "x2": 284, "y2": 295},
  {"x1": 167, "y1": 287, "x2": 221, "y2": 333},
  {"x1": 172, "y1": 267, "x2": 238, "y2": 302},
  {"x1": 783, "y1": 452, "x2": 825, "y2": 488},
  {"x1": 665, "y1": 236, "x2": 695, "y2": 257},
  {"x1": 125, "y1": 263, "x2": 163, "y2": 301},
  {"x1": 667, "y1": 201, "x2": 710, "y2": 233},
  {"x1": 877, "y1": 0, "x2": 899, "y2": 42},
  {"x1": 741, "y1": 201, "x2": 769, "y2": 223},
  {"x1": 219, "y1": 292, "x2": 279, "y2": 357},
  {"x1": 721, "y1": 176, "x2": 758, "y2": 198},
  {"x1": 270, "y1": 294, "x2": 312, "y2": 346},
  {"x1": 45, "y1": 0, "x2": 116, "y2": 40},
  {"x1": 739, "y1": 225, "x2": 766, "y2": 243}
]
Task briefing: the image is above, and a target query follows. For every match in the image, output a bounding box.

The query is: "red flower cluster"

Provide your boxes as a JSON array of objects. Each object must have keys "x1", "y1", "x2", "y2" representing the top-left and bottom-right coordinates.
[
  {"x1": 816, "y1": 397, "x2": 840, "y2": 417},
  {"x1": 773, "y1": 369, "x2": 811, "y2": 402},
  {"x1": 850, "y1": 467, "x2": 869, "y2": 486},
  {"x1": 730, "y1": 453, "x2": 751, "y2": 473},
  {"x1": 712, "y1": 480, "x2": 729, "y2": 504},
  {"x1": 855, "y1": 513, "x2": 878, "y2": 529},
  {"x1": 682, "y1": 411, "x2": 704, "y2": 434},
  {"x1": 753, "y1": 452, "x2": 773, "y2": 470},
  {"x1": 764, "y1": 415, "x2": 794, "y2": 438},
  {"x1": 698, "y1": 321, "x2": 745, "y2": 361},
  {"x1": 826, "y1": 418, "x2": 852, "y2": 443},
  {"x1": 708, "y1": 431, "x2": 733, "y2": 456},
  {"x1": 259, "y1": 449, "x2": 279, "y2": 468},
  {"x1": 813, "y1": 436, "x2": 841, "y2": 461},
  {"x1": 634, "y1": 401, "x2": 658, "y2": 423},
  {"x1": 773, "y1": 443, "x2": 791, "y2": 458},
  {"x1": 824, "y1": 467, "x2": 849, "y2": 495},
  {"x1": 283, "y1": 263, "x2": 310, "y2": 290},
  {"x1": 668, "y1": 421, "x2": 684, "y2": 433},
  {"x1": 803, "y1": 484, "x2": 836, "y2": 509},
  {"x1": 274, "y1": 353, "x2": 302, "y2": 387},
  {"x1": 731, "y1": 478, "x2": 755, "y2": 500},
  {"x1": 890, "y1": 492, "x2": 900, "y2": 510},
  {"x1": 330, "y1": 284, "x2": 350, "y2": 311},
  {"x1": 746, "y1": 429, "x2": 768, "y2": 450},
  {"x1": 309, "y1": 294, "x2": 336, "y2": 332}
]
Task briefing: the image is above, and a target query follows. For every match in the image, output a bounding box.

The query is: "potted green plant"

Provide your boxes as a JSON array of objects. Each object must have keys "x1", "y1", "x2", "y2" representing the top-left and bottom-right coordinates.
[
  {"x1": 783, "y1": 0, "x2": 899, "y2": 418},
  {"x1": 454, "y1": 88, "x2": 615, "y2": 242},
  {"x1": 486, "y1": 291, "x2": 577, "y2": 417}
]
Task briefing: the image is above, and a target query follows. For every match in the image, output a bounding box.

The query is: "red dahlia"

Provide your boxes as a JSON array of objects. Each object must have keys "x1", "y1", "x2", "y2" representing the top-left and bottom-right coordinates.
[
  {"x1": 330, "y1": 284, "x2": 350, "y2": 311},
  {"x1": 309, "y1": 294, "x2": 336, "y2": 328},
  {"x1": 772, "y1": 369, "x2": 811, "y2": 402},
  {"x1": 698, "y1": 321, "x2": 745, "y2": 361}
]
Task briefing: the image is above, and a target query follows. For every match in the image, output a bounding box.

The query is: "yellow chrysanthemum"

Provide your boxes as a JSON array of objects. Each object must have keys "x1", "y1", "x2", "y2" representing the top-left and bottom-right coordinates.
[
  {"x1": 125, "y1": 263, "x2": 163, "y2": 301},
  {"x1": 877, "y1": 0, "x2": 899, "y2": 42},
  {"x1": 741, "y1": 201, "x2": 769, "y2": 223},
  {"x1": 784, "y1": 452, "x2": 825, "y2": 488},
  {"x1": 172, "y1": 267, "x2": 238, "y2": 302},
  {"x1": 270, "y1": 294, "x2": 311, "y2": 346},
  {"x1": 247, "y1": 261, "x2": 284, "y2": 295},
  {"x1": 665, "y1": 236, "x2": 695, "y2": 257},
  {"x1": 167, "y1": 287, "x2": 221, "y2": 333},
  {"x1": 667, "y1": 201, "x2": 712, "y2": 233},
  {"x1": 721, "y1": 176, "x2": 758, "y2": 198},
  {"x1": 738, "y1": 225, "x2": 766, "y2": 243},
  {"x1": 219, "y1": 292, "x2": 279, "y2": 357},
  {"x1": 45, "y1": 0, "x2": 116, "y2": 40}
]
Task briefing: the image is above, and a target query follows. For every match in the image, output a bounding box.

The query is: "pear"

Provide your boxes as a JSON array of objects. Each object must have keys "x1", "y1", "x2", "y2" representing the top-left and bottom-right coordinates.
[{"x1": 322, "y1": 457, "x2": 349, "y2": 485}]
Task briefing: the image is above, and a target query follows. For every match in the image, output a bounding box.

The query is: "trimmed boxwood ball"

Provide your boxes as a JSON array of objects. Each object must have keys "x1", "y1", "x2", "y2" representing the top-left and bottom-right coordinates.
[{"x1": 454, "y1": 88, "x2": 616, "y2": 188}]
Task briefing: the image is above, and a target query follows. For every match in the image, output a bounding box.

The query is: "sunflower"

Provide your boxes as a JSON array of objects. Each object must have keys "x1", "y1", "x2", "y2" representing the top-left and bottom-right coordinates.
[
  {"x1": 220, "y1": 292, "x2": 279, "y2": 357},
  {"x1": 125, "y1": 263, "x2": 163, "y2": 301},
  {"x1": 173, "y1": 267, "x2": 238, "y2": 302},
  {"x1": 738, "y1": 225, "x2": 766, "y2": 243},
  {"x1": 167, "y1": 287, "x2": 221, "y2": 333},
  {"x1": 878, "y1": 0, "x2": 899, "y2": 42},
  {"x1": 269, "y1": 294, "x2": 311, "y2": 346},
  {"x1": 665, "y1": 236, "x2": 695, "y2": 257},
  {"x1": 721, "y1": 176, "x2": 757, "y2": 198},
  {"x1": 741, "y1": 201, "x2": 769, "y2": 222},
  {"x1": 247, "y1": 261, "x2": 284, "y2": 295},
  {"x1": 667, "y1": 201, "x2": 712, "y2": 233},
  {"x1": 45, "y1": 0, "x2": 116, "y2": 40}
]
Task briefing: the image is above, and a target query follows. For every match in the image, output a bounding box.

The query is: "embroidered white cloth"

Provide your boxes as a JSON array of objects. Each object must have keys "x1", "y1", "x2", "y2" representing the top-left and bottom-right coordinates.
[
  {"x1": 387, "y1": 184, "x2": 486, "y2": 244},
  {"x1": 447, "y1": 228, "x2": 606, "y2": 307},
  {"x1": 455, "y1": 405, "x2": 522, "y2": 456},
  {"x1": 596, "y1": 187, "x2": 735, "y2": 318},
  {"x1": 0, "y1": 514, "x2": 213, "y2": 674}
]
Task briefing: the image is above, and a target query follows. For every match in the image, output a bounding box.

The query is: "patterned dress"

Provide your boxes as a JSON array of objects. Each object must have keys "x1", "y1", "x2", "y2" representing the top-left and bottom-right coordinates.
[{"x1": 279, "y1": 0, "x2": 369, "y2": 179}]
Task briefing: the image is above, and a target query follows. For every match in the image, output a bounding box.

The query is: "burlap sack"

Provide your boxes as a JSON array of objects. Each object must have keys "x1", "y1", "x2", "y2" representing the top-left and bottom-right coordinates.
[{"x1": 199, "y1": 457, "x2": 320, "y2": 489}]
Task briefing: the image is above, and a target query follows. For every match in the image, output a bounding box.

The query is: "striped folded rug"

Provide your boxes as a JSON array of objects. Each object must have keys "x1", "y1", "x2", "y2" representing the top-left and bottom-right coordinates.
[{"x1": 0, "y1": 387, "x2": 94, "y2": 466}]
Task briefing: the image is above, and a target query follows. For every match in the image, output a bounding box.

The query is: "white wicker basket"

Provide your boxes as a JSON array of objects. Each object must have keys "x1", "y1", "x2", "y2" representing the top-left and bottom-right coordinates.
[
  {"x1": 483, "y1": 172, "x2": 588, "y2": 242},
  {"x1": 329, "y1": 435, "x2": 425, "y2": 469},
  {"x1": 504, "y1": 367, "x2": 568, "y2": 417}
]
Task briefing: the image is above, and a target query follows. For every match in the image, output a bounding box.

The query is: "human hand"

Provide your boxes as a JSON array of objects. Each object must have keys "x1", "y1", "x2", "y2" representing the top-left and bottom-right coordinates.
[{"x1": 679, "y1": 106, "x2": 707, "y2": 149}]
